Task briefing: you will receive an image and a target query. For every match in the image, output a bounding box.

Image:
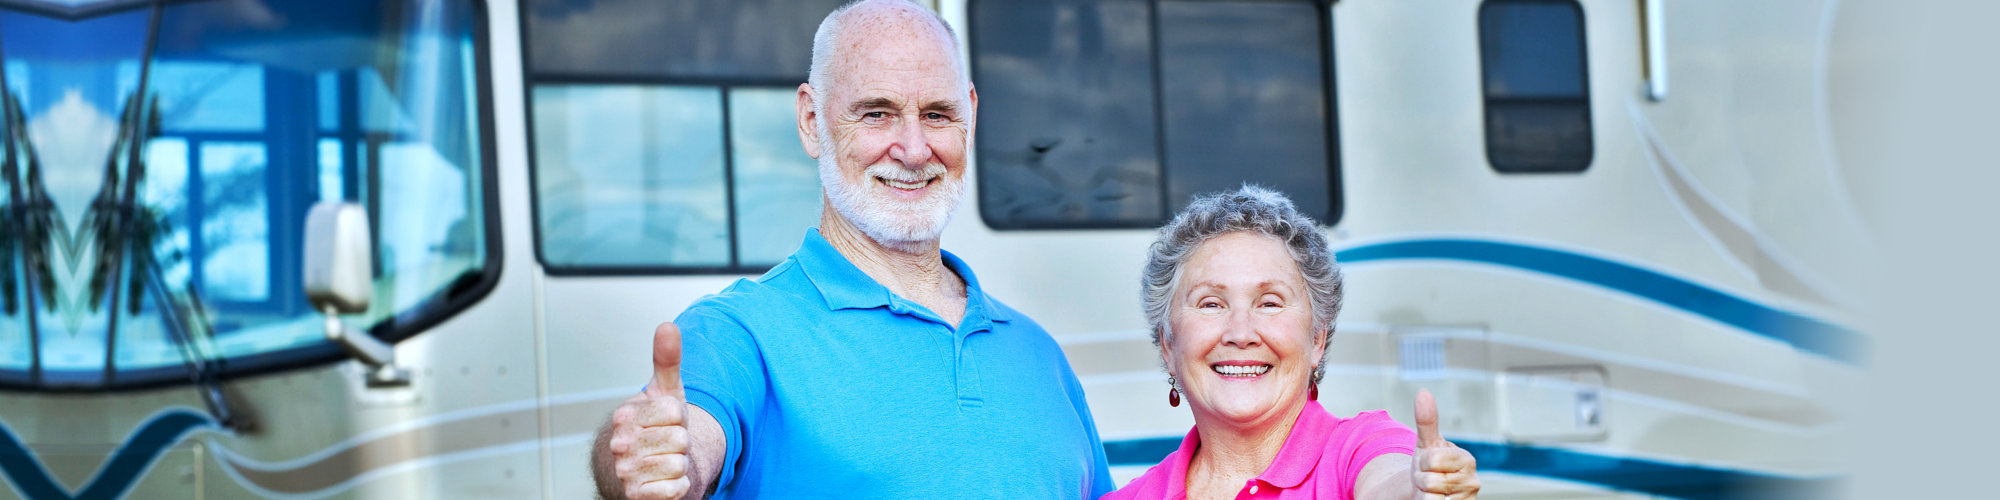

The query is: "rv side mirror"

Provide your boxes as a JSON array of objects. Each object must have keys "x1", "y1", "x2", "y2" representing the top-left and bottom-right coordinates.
[
  {"x1": 305, "y1": 202, "x2": 373, "y2": 313},
  {"x1": 303, "y1": 202, "x2": 409, "y2": 387}
]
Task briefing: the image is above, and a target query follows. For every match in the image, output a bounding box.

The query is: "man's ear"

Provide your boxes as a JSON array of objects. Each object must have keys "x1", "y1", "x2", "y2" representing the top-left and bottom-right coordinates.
[
  {"x1": 965, "y1": 83, "x2": 978, "y2": 136},
  {"x1": 797, "y1": 83, "x2": 821, "y2": 159}
]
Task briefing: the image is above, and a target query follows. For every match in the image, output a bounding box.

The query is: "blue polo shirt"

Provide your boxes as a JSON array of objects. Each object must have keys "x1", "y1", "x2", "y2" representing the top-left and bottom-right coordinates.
[{"x1": 675, "y1": 228, "x2": 1114, "y2": 499}]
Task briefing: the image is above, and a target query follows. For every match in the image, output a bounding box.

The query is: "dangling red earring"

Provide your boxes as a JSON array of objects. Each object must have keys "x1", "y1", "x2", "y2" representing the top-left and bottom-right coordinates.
[
  {"x1": 1309, "y1": 385, "x2": 1319, "y2": 401},
  {"x1": 1169, "y1": 388, "x2": 1181, "y2": 407}
]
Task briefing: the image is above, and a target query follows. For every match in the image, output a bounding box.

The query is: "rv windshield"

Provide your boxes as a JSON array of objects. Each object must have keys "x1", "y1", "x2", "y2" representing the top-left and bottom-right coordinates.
[{"x1": 0, "y1": 0, "x2": 493, "y2": 390}]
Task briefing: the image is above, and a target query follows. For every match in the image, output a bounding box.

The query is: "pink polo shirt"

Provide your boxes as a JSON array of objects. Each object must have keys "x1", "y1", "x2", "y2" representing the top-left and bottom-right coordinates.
[{"x1": 1102, "y1": 401, "x2": 1416, "y2": 500}]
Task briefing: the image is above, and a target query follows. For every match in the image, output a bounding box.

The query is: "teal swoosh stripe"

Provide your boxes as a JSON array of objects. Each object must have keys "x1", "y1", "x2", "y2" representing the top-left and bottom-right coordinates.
[
  {"x1": 0, "y1": 409, "x2": 214, "y2": 500},
  {"x1": 1338, "y1": 239, "x2": 1869, "y2": 365},
  {"x1": 1107, "y1": 436, "x2": 1840, "y2": 499}
]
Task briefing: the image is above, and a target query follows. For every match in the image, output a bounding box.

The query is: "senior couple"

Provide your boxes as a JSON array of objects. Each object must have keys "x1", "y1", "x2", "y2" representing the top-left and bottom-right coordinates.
[{"x1": 592, "y1": 1, "x2": 1481, "y2": 499}]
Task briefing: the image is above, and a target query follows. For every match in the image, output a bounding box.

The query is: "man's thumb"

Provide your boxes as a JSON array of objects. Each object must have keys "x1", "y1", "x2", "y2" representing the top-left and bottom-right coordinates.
[
  {"x1": 1415, "y1": 388, "x2": 1444, "y2": 448},
  {"x1": 645, "y1": 321, "x2": 684, "y2": 399}
]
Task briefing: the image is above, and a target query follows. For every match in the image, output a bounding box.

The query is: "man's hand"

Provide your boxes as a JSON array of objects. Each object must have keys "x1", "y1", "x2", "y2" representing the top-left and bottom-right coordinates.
[
  {"x1": 606, "y1": 322, "x2": 695, "y2": 500},
  {"x1": 1411, "y1": 389, "x2": 1480, "y2": 500}
]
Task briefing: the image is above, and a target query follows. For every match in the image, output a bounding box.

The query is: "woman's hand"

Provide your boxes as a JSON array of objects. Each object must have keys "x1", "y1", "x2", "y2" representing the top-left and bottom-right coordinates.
[{"x1": 1411, "y1": 390, "x2": 1481, "y2": 499}]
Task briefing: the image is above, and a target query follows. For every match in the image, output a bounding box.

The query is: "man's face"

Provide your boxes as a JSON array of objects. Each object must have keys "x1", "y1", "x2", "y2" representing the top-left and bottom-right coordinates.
[{"x1": 807, "y1": 11, "x2": 975, "y2": 251}]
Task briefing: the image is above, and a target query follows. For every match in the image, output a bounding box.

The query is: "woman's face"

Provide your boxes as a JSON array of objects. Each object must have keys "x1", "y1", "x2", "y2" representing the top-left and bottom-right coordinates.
[{"x1": 1163, "y1": 231, "x2": 1325, "y2": 429}]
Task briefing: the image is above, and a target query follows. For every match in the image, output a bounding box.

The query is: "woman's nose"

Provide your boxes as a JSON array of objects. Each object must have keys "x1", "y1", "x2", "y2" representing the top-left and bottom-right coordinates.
[{"x1": 1219, "y1": 309, "x2": 1262, "y2": 348}]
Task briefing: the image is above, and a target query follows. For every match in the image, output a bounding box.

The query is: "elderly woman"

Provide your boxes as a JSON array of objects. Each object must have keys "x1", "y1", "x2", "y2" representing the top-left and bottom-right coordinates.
[{"x1": 1105, "y1": 186, "x2": 1480, "y2": 500}]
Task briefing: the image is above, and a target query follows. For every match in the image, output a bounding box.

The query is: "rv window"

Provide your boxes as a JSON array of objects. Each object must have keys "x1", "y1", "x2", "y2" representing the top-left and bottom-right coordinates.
[
  {"x1": 522, "y1": 0, "x2": 843, "y2": 274},
  {"x1": 1479, "y1": 0, "x2": 1594, "y2": 173},
  {"x1": 970, "y1": 0, "x2": 1341, "y2": 229},
  {"x1": 532, "y1": 85, "x2": 732, "y2": 269},
  {"x1": 0, "y1": 0, "x2": 496, "y2": 390}
]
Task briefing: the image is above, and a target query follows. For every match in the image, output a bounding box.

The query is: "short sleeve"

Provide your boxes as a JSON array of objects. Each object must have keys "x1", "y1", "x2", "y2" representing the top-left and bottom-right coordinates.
[
  {"x1": 1061, "y1": 361, "x2": 1116, "y2": 499},
  {"x1": 1340, "y1": 410, "x2": 1417, "y2": 492},
  {"x1": 674, "y1": 301, "x2": 770, "y2": 493}
]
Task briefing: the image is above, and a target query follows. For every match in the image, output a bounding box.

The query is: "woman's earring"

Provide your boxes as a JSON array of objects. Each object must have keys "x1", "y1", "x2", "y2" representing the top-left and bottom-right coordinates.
[
  {"x1": 1167, "y1": 376, "x2": 1181, "y2": 407},
  {"x1": 1309, "y1": 385, "x2": 1318, "y2": 401}
]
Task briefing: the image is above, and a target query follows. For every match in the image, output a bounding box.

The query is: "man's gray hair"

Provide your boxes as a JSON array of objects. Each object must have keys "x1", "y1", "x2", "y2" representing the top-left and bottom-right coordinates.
[
  {"x1": 1141, "y1": 185, "x2": 1343, "y2": 385},
  {"x1": 807, "y1": 0, "x2": 962, "y2": 123}
]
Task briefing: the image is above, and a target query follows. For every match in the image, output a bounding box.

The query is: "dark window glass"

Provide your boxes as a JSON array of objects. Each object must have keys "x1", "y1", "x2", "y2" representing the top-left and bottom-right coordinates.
[
  {"x1": 524, "y1": 0, "x2": 848, "y2": 80},
  {"x1": 971, "y1": 0, "x2": 1339, "y2": 229},
  {"x1": 1479, "y1": 0, "x2": 1593, "y2": 172},
  {"x1": 1158, "y1": 0, "x2": 1332, "y2": 220},
  {"x1": 970, "y1": 0, "x2": 1162, "y2": 228}
]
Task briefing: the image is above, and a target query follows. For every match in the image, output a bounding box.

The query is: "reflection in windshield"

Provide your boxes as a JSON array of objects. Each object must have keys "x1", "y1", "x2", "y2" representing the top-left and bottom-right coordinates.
[{"x1": 0, "y1": 0, "x2": 489, "y2": 390}]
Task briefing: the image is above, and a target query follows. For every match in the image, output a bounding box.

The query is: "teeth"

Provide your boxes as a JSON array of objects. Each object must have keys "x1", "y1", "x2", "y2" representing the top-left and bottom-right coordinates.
[
  {"x1": 880, "y1": 177, "x2": 930, "y2": 190},
  {"x1": 1212, "y1": 365, "x2": 1271, "y2": 376}
]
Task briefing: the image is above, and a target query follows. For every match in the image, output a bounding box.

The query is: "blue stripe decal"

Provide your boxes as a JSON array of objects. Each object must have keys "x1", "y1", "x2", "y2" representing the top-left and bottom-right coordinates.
[
  {"x1": 0, "y1": 409, "x2": 215, "y2": 500},
  {"x1": 1337, "y1": 239, "x2": 1869, "y2": 365},
  {"x1": 1105, "y1": 437, "x2": 1840, "y2": 499}
]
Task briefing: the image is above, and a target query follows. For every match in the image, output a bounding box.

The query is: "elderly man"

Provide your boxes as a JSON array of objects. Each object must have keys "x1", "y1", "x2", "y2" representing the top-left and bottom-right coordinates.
[{"x1": 590, "y1": 1, "x2": 1115, "y2": 499}]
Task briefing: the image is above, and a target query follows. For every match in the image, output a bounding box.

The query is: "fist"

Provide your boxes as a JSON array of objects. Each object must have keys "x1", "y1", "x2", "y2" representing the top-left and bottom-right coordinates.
[
  {"x1": 1412, "y1": 389, "x2": 1480, "y2": 499},
  {"x1": 607, "y1": 322, "x2": 694, "y2": 500}
]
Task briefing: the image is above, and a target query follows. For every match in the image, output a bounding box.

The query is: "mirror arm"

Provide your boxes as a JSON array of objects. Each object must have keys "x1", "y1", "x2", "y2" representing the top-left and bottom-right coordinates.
[{"x1": 322, "y1": 305, "x2": 410, "y2": 387}]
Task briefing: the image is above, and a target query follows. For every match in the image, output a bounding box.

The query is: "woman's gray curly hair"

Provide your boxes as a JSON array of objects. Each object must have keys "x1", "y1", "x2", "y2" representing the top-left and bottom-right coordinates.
[{"x1": 1141, "y1": 185, "x2": 1343, "y2": 386}]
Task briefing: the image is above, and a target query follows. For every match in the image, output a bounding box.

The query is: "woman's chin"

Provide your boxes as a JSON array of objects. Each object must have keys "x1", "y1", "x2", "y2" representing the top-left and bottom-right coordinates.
[{"x1": 1195, "y1": 393, "x2": 1293, "y2": 425}]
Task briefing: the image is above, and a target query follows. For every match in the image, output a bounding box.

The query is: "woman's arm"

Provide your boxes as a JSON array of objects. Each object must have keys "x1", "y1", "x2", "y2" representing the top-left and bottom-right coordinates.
[
  {"x1": 1354, "y1": 453, "x2": 1417, "y2": 500},
  {"x1": 1356, "y1": 391, "x2": 1482, "y2": 500}
]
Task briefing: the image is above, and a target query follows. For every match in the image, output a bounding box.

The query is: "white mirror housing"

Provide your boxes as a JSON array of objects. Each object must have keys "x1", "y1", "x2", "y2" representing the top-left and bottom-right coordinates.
[{"x1": 304, "y1": 202, "x2": 373, "y2": 314}]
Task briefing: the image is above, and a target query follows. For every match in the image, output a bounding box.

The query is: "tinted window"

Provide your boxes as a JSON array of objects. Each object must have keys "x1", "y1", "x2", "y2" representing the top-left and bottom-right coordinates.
[
  {"x1": 525, "y1": 0, "x2": 833, "y2": 80},
  {"x1": 1158, "y1": 1, "x2": 1332, "y2": 220},
  {"x1": 523, "y1": 0, "x2": 843, "y2": 273},
  {"x1": 972, "y1": 0, "x2": 1339, "y2": 229},
  {"x1": 1479, "y1": 0, "x2": 1593, "y2": 172}
]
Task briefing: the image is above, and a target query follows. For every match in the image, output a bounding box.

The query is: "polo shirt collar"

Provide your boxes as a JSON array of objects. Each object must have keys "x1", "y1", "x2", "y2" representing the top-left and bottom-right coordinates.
[
  {"x1": 792, "y1": 228, "x2": 1013, "y2": 324},
  {"x1": 1159, "y1": 400, "x2": 1330, "y2": 495}
]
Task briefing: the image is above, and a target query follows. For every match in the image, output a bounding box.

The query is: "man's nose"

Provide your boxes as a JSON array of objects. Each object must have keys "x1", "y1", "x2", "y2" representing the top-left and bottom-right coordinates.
[{"x1": 887, "y1": 114, "x2": 932, "y2": 167}]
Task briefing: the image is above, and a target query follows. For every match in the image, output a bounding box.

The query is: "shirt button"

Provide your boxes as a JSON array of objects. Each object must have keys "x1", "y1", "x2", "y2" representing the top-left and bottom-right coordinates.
[{"x1": 1249, "y1": 485, "x2": 1259, "y2": 495}]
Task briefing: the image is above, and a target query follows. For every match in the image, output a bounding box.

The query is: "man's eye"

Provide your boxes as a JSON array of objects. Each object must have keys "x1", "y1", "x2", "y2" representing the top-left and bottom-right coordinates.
[{"x1": 925, "y1": 112, "x2": 945, "y2": 120}]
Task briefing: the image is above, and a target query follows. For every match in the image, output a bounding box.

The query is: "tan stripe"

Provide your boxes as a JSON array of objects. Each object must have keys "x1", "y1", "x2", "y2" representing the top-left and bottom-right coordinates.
[{"x1": 217, "y1": 395, "x2": 625, "y2": 494}]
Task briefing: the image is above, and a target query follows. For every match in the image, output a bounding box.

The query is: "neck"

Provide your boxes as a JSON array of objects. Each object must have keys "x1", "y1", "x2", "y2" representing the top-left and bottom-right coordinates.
[
  {"x1": 820, "y1": 203, "x2": 967, "y2": 325},
  {"x1": 1186, "y1": 400, "x2": 1309, "y2": 491}
]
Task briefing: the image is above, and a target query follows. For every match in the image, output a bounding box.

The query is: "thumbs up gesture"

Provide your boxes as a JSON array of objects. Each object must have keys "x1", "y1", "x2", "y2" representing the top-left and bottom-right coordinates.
[
  {"x1": 607, "y1": 322, "x2": 695, "y2": 499},
  {"x1": 1412, "y1": 389, "x2": 1481, "y2": 499}
]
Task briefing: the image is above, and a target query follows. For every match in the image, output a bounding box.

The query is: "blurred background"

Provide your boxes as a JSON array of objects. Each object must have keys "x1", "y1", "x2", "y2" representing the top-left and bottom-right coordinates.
[{"x1": 0, "y1": 0, "x2": 1991, "y2": 498}]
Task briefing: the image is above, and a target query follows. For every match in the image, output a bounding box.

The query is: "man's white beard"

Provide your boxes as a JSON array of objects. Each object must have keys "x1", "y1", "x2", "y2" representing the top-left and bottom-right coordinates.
[{"x1": 818, "y1": 133, "x2": 967, "y2": 252}]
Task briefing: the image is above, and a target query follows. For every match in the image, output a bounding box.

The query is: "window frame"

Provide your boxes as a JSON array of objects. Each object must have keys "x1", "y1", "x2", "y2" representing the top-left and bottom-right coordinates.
[
  {"x1": 965, "y1": 0, "x2": 1345, "y2": 231},
  {"x1": 0, "y1": 0, "x2": 505, "y2": 392},
  {"x1": 1476, "y1": 0, "x2": 1595, "y2": 174}
]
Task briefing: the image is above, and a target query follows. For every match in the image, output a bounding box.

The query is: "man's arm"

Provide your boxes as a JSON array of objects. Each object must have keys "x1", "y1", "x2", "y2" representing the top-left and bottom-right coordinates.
[
  {"x1": 589, "y1": 322, "x2": 731, "y2": 500},
  {"x1": 591, "y1": 399, "x2": 727, "y2": 500}
]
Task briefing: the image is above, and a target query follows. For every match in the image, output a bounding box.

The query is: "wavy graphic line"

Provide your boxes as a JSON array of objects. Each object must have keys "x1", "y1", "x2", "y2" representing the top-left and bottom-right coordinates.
[
  {"x1": 0, "y1": 408, "x2": 216, "y2": 500},
  {"x1": 1338, "y1": 238, "x2": 1869, "y2": 365}
]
